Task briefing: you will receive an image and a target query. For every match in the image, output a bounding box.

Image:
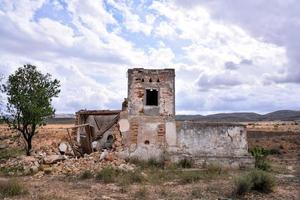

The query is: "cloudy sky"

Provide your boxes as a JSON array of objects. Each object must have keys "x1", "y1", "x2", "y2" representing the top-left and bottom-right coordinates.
[{"x1": 0, "y1": 0, "x2": 299, "y2": 114}]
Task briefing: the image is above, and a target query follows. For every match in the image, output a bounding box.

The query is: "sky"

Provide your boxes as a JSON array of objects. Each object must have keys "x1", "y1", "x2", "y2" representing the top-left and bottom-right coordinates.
[{"x1": 0, "y1": 0, "x2": 299, "y2": 115}]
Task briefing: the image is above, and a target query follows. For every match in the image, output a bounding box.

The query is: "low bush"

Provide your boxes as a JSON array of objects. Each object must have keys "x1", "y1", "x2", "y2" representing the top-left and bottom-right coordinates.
[
  {"x1": 128, "y1": 157, "x2": 165, "y2": 169},
  {"x1": 118, "y1": 170, "x2": 143, "y2": 185},
  {"x1": 179, "y1": 171, "x2": 202, "y2": 184},
  {"x1": 234, "y1": 175, "x2": 252, "y2": 195},
  {"x1": 79, "y1": 170, "x2": 93, "y2": 180},
  {"x1": 207, "y1": 164, "x2": 223, "y2": 175},
  {"x1": 147, "y1": 158, "x2": 165, "y2": 168},
  {"x1": 0, "y1": 148, "x2": 23, "y2": 160},
  {"x1": 250, "y1": 146, "x2": 271, "y2": 171},
  {"x1": 256, "y1": 161, "x2": 271, "y2": 171},
  {"x1": 95, "y1": 167, "x2": 117, "y2": 183},
  {"x1": 0, "y1": 165, "x2": 24, "y2": 176},
  {"x1": 233, "y1": 170, "x2": 275, "y2": 196},
  {"x1": 96, "y1": 167, "x2": 143, "y2": 185},
  {"x1": 250, "y1": 170, "x2": 275, "y2": 193},
  {"x1": 0, "y1": 179, "x2": 26, "y2": 198},
  {"x1": 177, "y1": 158, "x2": 192, "y2": 168}
]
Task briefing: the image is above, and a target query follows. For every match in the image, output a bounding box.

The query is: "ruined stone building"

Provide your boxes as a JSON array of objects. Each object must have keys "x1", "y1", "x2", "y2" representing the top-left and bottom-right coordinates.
[{"x1": 73, "y1": 68, "x2": 253, "y2": 168}]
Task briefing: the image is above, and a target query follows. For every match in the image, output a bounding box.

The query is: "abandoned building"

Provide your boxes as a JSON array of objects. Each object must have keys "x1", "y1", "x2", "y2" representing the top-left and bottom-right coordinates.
[{"x1": 70, "y1": 68, "x2": 254, "y2": 168}]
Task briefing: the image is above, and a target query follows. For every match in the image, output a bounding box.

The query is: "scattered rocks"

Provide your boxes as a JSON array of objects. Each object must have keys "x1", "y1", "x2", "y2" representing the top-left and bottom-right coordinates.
[
  {"x1": 100, "y1": 150, "x2": 108, "y2": 161},
  {"x1": 0, "y1": 129, "x2": 132, "y2": 177},
  {"x1": 30, "y1": 165, "x2": 39, "y2": 174},
  {"x1": 43, "y1": 155, "x2": 67, "y2": 164},
  {"x1": 58, "y1": 142, "x2": 68, "y2": 154},
  {"x1": 118, "y1": 163, "x2": 134, "y2": 172}
]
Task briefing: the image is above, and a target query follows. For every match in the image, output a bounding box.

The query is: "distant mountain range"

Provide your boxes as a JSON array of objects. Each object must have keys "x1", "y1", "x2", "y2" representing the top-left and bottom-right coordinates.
[
  {"x1": 51, "y1": 110, "x2": 300, "y2": 124},
  {"x1": 176, "y1": 110, "x2": 300, "y2": 122}
]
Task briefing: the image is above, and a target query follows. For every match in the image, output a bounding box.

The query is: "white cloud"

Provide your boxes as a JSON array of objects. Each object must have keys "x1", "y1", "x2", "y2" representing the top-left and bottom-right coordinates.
[
  {"x1": 154, "y1": 21, "x2": 176, "y2": 38},
  {"x1": 38, "y1": 18, "x2": 75, "y2": 47},
  {"x1": 0, "y1": 0, "x2": 299, "y2": 114},
  {"x1": 107, "y1": 0, "x2": 154, "y2": 35},
  {"x1": 52, "y1": 0, "x2": 63, "y2": 11},
  {"x1": 147, "y1": 47, "x2": 175, "y2": 68}
]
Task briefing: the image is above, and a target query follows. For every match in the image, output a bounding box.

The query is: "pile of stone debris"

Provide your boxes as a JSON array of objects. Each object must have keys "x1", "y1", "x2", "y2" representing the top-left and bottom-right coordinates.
[{"x1": 0, "y1": 142, "x2": 134, "y2": 177}]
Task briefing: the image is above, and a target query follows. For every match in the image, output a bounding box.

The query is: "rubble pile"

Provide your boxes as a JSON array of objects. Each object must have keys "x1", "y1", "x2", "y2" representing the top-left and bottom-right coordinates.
[
  {"x1": 1, "y1": 149, "x2": 134, "y2": 177},
  {"x1": 0, "y1": 124, "x2": 134, "y2": 177},
  {"x1": 39, "y1": 151, "x2": 132, "y2": 176}
]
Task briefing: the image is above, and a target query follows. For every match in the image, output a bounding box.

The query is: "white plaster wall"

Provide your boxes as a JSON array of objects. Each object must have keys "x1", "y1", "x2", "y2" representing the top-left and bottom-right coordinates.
[
  {"x1": 166, "y1": 121, "x2": 177, "y2": 146},
  {"x1": 138, "y1": 122, "x2": 160, "y2": 145},
  {"x1": 177, "y1": 123, "x2": 249, "y2": 157}
]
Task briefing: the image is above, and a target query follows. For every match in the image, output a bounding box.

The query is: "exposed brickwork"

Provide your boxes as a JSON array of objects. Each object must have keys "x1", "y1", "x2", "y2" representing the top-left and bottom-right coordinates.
[
  {"x1": 130, "y1": 120, "x2": 139, "y2": 144},
  {"x1": 127, "y1": 68, "x2": 175, "y2": 117},
  {"x1": 127, "y1": 68, "x2": 175, "y2": 148},
  {"x1": 157, "y1": 123, "x2": 166, "y2": 145}
]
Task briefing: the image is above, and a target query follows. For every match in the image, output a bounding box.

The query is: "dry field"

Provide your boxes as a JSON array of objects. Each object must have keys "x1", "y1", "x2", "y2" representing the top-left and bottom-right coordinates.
[{"x1": 0, "y1": 122, "x2": 299, "y2": 200}]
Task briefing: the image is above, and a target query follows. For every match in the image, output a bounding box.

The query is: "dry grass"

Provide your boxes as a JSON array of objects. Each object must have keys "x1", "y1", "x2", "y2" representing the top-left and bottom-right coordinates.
[{"x1": 0, "y1": 179, "x2": 27, "y2": 198}]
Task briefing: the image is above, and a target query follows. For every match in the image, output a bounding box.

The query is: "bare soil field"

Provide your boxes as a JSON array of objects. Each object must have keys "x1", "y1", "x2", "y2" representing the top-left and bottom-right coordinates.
[{"x1": 0, "y1": 122, "x2": 299, "y2": 200}]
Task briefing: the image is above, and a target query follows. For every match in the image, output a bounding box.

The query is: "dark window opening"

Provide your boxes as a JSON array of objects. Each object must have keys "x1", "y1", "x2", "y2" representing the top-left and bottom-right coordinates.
[
  {"x1": 157, "y1": 78, "x2": 160, "y2": 82},
  {"x1": 142, "y1": 78, "x2": 144, "y2": 82},
  {"x1": 144, "y1": 140, "x2": 150, "y2": 145},
  {"x1": 107, "y1": 135, "x2": 114, "y2": 143},
  {"x1": 149, "y1": 78, "x2": 152, "y2": 82},
  {"x1": 146, "y1": 89, "x2": 158, "y2": 106}
]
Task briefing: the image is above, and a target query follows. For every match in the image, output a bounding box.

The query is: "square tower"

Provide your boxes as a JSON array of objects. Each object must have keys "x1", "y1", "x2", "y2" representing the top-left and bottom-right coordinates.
[
  {"x1": 127, "y1": 68, "x2": 175, "y2": 118},
  {"x1": 125, "y1": 68, "x2": 176, "y2": 157}
]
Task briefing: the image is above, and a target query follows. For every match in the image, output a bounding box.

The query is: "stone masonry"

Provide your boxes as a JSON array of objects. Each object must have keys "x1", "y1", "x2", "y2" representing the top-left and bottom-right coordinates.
[{"x1": 75, "y1": 68, "x2": 254, "y2": 168}]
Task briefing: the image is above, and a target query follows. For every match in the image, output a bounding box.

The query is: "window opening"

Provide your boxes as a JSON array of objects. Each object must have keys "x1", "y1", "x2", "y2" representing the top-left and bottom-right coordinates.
[
  {"x1": 144, "y1": 140, "x2": 150, "y2": 145},
  {"x1": 146, "y1": 89, "x2": 158, "y2": 106}
]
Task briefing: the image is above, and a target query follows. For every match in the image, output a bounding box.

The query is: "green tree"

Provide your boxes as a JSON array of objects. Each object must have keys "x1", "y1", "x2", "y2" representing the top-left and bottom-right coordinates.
[
  {"x1": 0, "y1": 74, "x2": 4, "y2": 120},
  {"x1": 3, "y1": 64, "x2": 60, "y2": 155},
  {"x1": 0, "y1": 74, "x2": 3, "y2": 108}
]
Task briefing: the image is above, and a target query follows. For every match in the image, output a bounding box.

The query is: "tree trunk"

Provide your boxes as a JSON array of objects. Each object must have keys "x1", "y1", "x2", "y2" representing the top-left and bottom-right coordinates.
[
  {"x1": 26, "y1": 137, "x2": 32, "y2": 156},
  {"x1": 21, "y1": 126, "x2": 35, "y2": 156}
]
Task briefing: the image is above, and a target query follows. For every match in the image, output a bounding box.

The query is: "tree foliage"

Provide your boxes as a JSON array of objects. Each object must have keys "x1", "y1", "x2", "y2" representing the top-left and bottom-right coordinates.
[
  {"x1": 0, "y1": 74, "x2": 3, "y2": 116},
  {"x1": 3, "y1": 64, "x2": 60, "y2": 155}
]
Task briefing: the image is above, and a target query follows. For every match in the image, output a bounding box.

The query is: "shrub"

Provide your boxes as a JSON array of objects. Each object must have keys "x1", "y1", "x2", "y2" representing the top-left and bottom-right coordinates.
[
  {"x1": 250, "y1": 146, "x2": 271, "y2": 171},
  {"x1": 233, "y1": 170, "x2": 275, "y2": 196},
  {"x1": 256, "y1": 161, "x2": 271, "y2": 171},
  {"x1": 128, "y1": 157, "x2": 164, "y2": 169},
  {"x1": 127, "y1": 171, "x2": 143, "y2": 183},
  {"x1": 250, "y1": 170, "x2": 275, "y2": 193},
  {"x1": 207, "y1": 164, "x2": 223, "y2": 175},
  {"x1": 250, "y1": 146, "x2": 269, "y2": 159},
  {"x1": 177, "y1": 158, "x2": 192, "y2": 168},
  {"x1": 119, "y1": 170, "x2": 143, "y2": 185},
  {"x1": 147, "y1": 158, "x2": 165, "y2": 168},
  {"x1": 234, "y1": 175, "x2": 252, "y2": 195},
  {"x1": 0, "y1": 165, "x2": 24, "y2": 176},
  {"x1": 0, "y1": 179, "x2": 26, "y2": 197},
  {"x1": 0, "y1": 148, "x2": 23, "y2": 160},
  {"x1": 79, "y1": 170, "x2": 93, "y2": 180},
  {"x1": 95, "y1": 167, "x2": 117, "y2": 183},
  {"x1": 179, "y1": 171, "x2": 202, "y2": 184}
]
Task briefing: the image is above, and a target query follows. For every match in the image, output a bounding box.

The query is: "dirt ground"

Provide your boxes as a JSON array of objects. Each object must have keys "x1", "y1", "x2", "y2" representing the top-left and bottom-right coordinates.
[{"x1": 0, "y1": 122, "x2": 299, "y2": 200}]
